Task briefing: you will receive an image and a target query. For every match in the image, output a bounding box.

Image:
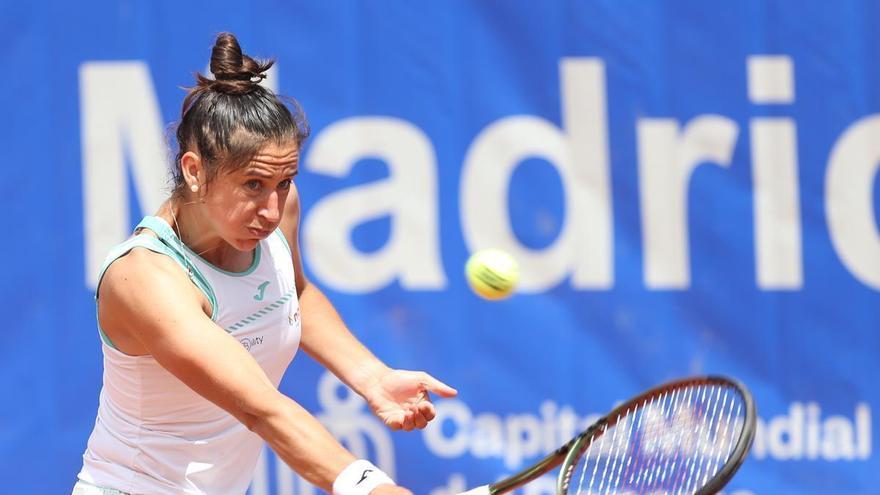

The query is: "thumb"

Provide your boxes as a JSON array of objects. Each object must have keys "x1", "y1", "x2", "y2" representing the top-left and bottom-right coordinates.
[{"x1": 420, "y1": 372, "x2": 458, "y2": 398}]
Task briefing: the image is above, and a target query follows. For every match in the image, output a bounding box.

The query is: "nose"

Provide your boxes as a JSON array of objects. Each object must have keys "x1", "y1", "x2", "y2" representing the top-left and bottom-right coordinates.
[{"x1": 259, "y1": 190, "x2": 281, "y2": 224}]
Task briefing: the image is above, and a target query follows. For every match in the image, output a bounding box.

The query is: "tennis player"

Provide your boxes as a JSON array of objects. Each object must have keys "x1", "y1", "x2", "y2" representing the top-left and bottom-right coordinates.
[{"x1": 73, "y1": 32, "x2": 456, "y2": 495}]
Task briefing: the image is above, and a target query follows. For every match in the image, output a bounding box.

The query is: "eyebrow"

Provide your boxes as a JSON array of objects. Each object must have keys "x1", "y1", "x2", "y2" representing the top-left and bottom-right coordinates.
[{"x1": 242, "y1": 167, "x2": 298, "y2": 179}]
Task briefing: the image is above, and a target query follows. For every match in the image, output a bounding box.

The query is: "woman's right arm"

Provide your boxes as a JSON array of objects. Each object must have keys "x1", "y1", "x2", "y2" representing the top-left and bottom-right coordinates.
[{"x1": 98, "y1": 248, "x2": 402, "y2": 494}]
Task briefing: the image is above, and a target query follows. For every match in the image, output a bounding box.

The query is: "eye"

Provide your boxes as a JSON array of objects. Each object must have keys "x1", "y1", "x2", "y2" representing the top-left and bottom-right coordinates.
[
  {"x1": 278, "y1": 178, "x2": 293, "y2": 190},
  {"x1": 245, "y1": 179, "x2": 261, "y2": 192}
]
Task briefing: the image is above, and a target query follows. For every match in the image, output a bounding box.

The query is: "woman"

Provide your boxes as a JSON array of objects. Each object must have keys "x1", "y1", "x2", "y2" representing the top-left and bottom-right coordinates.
[{"x1": 74, "y1": 32, "x2": 456, "y2": 495}]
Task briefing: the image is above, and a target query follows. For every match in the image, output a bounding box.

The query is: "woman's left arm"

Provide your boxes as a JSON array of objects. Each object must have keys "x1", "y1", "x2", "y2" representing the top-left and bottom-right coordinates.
[{"x1": 280, "y1": 186, "x2": 457, "y2": 431}]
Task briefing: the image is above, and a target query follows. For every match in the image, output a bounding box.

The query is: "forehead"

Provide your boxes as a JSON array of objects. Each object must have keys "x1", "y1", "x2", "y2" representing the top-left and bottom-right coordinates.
[{"x1": 240, "y1": 142, "x2": 299, "y2": 174}]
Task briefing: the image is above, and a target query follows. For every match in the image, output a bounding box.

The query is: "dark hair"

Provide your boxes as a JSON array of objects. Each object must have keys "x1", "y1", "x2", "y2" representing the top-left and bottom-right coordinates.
[{"x1": 171, "y1": 32, "x2": 309, "y2": 197}]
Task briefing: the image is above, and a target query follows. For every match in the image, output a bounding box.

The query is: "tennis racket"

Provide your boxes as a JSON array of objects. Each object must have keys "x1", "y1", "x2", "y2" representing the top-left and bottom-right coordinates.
[{"x1": 458, "y1": 375, "x2": 756, "y2": 495}]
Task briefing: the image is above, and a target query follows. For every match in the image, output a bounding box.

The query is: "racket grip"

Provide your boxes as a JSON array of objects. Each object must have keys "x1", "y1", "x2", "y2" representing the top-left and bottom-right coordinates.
[{"x1": 456, "y1": 485, "x2": 490, "y2": 495}]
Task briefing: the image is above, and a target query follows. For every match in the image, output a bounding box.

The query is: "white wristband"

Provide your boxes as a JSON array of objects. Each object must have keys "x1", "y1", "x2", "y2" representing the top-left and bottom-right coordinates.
[{"x1": 332, "y1": 459, "x2": 395, "y2": 495}]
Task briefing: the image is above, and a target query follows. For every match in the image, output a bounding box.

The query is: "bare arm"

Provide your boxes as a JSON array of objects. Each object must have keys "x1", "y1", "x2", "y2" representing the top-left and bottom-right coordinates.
[
  {"x1": 299, "y1": 277, "x2": 393, "y2": 394},
  {"x1": 279, "y1": 186, "x2": 392, "y2": 393},
  {"x1": 280, "y1": 186, "x2": 456, "y2": 431},
  {"x1": 98, "y1": 248, "x2": 355, "y2": 492}
]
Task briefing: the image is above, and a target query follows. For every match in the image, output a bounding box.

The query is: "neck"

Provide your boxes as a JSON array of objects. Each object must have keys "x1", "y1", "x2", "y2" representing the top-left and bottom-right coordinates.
[{"x1": 161, "y1": 199, "x2": 246, "y2": 270}]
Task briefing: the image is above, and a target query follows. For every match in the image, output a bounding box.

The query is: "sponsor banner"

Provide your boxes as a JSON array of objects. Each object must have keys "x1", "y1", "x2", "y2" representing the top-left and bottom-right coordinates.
[{"x1": 2, "y1": 2, "x2": 877, "y2": 493}]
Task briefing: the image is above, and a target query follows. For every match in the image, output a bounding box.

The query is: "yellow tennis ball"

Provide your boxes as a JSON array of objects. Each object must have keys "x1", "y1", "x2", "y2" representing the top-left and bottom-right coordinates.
[{"x1": 465, "y1": 249, "x2": 520, "y2": 300}]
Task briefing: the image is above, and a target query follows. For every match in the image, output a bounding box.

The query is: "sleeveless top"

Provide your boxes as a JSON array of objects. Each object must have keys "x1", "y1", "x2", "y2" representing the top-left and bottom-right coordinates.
[{"x1": 77, "y1": 216, "x2": 302, "y2": 494}]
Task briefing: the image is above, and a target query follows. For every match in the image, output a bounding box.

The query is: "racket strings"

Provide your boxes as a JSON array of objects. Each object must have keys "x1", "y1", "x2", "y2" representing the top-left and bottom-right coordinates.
[{"x1": 570, "y1": 384, "x2": 746, "y2": 495}]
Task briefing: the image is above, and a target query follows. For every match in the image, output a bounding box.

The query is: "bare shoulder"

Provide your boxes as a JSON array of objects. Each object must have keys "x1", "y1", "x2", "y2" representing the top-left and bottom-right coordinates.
[
  {"x1": 100, "y1": 247, "x2": 194, "y2": 303},
  {"x1": 98, "y1": 247, "x2": 206, "y2": 353}
]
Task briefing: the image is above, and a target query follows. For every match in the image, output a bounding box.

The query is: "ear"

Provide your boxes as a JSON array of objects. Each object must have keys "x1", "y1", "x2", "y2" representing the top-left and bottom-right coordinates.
[{"x1": 180, "y1": 151, "x2": 204, "y2": 190}]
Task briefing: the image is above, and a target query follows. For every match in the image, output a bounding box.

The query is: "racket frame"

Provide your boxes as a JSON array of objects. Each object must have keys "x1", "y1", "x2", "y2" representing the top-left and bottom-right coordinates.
[{"x1": 482, "y1": 375, "x2": 756, "y2": 495}]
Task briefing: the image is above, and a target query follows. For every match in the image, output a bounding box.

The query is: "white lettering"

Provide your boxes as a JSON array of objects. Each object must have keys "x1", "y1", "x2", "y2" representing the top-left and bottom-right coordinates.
[
  {"x1": 636, "y1": 116, "x2": 739, "y2": 288},
  {"x1": 315, "y1": 372, "x2": 396, "y2": 477},
  {"x1": 505, "y1": 414, "x2": 543, "y2": 468},
  {"x1": 746, "y1": 55, "x2": 795, "y2": 104},
  {"x1": 751, "y1": 119, "x2": 802, "y2": 288},
  {"x1": 427, "y1": 399, "x2": 872, "y2": 466},
  {"x1": 754, "y1": 402, "x2": 872, "y2": 461},
  {"x1": 424, "y1": 399, "x2": 473, "y2": 458},
  {"x1": 80, "y1": 56, "x2": 880, "y2": 293},
  {"x1": 823, "y1": 415, "x2": 857, "y2": 460},
  {"x1": 461, "y1": 59, "x2": 612, "y2": 292},
  {"x1": 304, "y1": 117, "x2": 445, "y2": 292},
  {"x1": 471, "y1": 413, "x2": 504, "y2": 458},
  {"x1": 78, "y1": 61, "x2": 167, "y2": 288},
  {"x1": 826, "y1": 115, "x2": 880, "y2": 289},
  {"x1": 539, "y1": 401, "x2": 558, "y2": 453},
  {"x1": 560, "y1": 58, "x2": 614, "y2": 289},
  {"x1": 767, "y1": 403, "x2": 805, "y2": 459},
  {"x1": 748, "y1": 55, "x2": 802, "y2": 289},
  {"x1": 424, "y1": 400, "x2": 610, "y2": 469},
  {"x1": 428, "y1": 473, "x2": 467, "y2": 495},
  {"x1": 806, "y1": 402, "x2": 821, "y2": 459},
  {"x1": 856, "y1": 403, "x2": 872, "y2": 459}
]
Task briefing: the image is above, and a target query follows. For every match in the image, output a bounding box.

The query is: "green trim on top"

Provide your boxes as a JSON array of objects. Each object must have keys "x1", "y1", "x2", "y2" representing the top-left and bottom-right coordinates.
[
  {"x1": 94, "y1": 233, "x2": 218, "y2": 349},
  {"x1": 95, "y1": 236, "x2": 147, "y2": 349},
  {"x1": 181, "y1": 239, "x2": 261, "y2": 277},
  {"x1": 138, "y1": 216, "x2": 262, "y2": 277},
  {"x1": 133, "y1": 218, "x2": 219, "y2": 321},
  {"x1": 98, "y1": 327, "x2": 115, "y2": 348},
  {"x1": 274, "y1": 228, "x2": 292, "y2": 256}
]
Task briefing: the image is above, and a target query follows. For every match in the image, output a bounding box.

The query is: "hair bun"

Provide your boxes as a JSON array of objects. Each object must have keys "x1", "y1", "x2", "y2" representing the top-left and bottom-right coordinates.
[{"x1": 202, "y1": 32, "x2": 273, "y2": 94}]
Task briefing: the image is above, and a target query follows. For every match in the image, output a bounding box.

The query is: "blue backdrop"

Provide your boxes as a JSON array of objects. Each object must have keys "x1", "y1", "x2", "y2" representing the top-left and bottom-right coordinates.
[{"x1": 2, "y1": 1, "x2": 878, "y2": 494}]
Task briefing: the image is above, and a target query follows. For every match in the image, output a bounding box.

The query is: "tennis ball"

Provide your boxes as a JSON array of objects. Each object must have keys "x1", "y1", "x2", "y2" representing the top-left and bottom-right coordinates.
[{"x1": 465, "y1": 249, "x2": 520, "y2": 300}]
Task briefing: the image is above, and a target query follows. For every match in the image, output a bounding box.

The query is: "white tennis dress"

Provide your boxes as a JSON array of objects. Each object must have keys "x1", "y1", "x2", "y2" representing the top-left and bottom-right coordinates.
[{"x1": 77, "y1": 216, "x2": 302, "y2": 494}]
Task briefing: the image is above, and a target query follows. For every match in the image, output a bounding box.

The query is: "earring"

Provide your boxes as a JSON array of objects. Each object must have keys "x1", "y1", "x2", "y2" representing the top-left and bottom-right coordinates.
[{"x1": 190, "y1": 184, "x2": 198, "y2": 192}]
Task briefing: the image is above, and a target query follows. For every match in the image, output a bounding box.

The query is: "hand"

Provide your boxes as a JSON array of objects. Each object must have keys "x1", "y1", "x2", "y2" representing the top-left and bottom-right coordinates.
[
  {"x1": 371, "y1": 484, "x2": 413, "y2": 495},
  {"x1": 363, "y1": 369, "x2": 457, "y2": 431}
]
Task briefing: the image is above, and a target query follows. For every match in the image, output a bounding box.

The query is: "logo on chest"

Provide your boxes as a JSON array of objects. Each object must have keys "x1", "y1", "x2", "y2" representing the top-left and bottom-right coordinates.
[
  {"x1": 289, "y1": 308, "x2": 300, "y2": 326},
  {"x1": 253, "y1": 281, "x2": 270, "y2": 301},
  {"x1": 240, "y1": 336, "x2": 264, "y2": 351}
]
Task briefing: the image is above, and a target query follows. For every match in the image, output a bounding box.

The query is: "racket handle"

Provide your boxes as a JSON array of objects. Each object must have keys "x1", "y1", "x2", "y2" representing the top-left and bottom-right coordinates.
[{"x1": 456, "y1": 485, "x2": 490, "y2": 495}]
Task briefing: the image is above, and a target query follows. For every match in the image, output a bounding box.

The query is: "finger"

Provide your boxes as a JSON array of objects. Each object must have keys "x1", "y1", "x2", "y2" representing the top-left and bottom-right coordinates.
[
  {"x1": 406, "y1": 402, "x2": 431, "y2": 428},
  {"x1": 417, "y1": 400, "x2": 436, "y2": 421},
  {"x1": 402, "y1": 414, "x2": 415, "y2": 431},
  {"x1": 385, "y1": 412, "x2": 405, "y2": 430},
  {"x1": 413, "y1": 412, "x2": 428, "y2": 429},
  {"x1": 419, "y1": 372, "x2": 458, "y2": 398}
]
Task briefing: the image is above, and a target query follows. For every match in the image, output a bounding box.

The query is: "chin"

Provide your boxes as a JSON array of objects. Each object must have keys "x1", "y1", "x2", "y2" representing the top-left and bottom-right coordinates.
[{"x1": 234, "y1": 238, "x2": 261, "y2": 251}]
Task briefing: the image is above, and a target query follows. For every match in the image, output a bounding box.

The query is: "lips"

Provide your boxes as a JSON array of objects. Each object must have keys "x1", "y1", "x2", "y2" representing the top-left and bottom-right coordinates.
[{"x1": 247, "y1": 227, "x2": 272, "y2": 237}]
